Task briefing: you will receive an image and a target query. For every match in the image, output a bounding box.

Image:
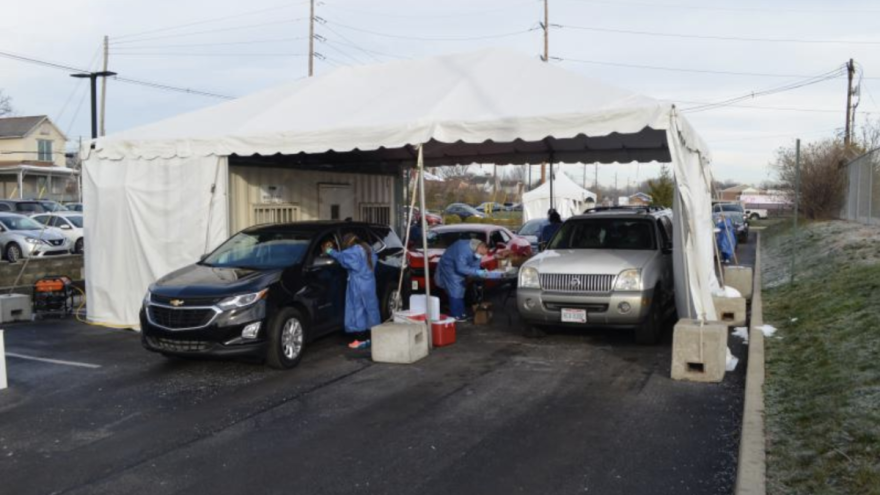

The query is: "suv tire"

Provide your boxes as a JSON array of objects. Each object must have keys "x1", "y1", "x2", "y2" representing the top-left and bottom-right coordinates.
[
  {"x1": 635, "y1": 288, "x2": 663, "y2": 345},
  {"x1": 266, "y1": 307, "x2": 306, "y2": 370}
]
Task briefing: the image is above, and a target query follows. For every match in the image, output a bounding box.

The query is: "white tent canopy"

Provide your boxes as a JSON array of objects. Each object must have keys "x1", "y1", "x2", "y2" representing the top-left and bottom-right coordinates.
[
  {"x1": 522, "y1": 172, "x2": 597, "y2": 221},
  {"x1": 84, "y1": 48, "x2": 718, "y2": 327}
]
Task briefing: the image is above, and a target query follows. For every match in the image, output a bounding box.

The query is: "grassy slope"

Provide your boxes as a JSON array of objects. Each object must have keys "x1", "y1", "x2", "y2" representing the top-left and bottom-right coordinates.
[{"x1": 763, "y1": 221, "x2": 880, "y2": 494}]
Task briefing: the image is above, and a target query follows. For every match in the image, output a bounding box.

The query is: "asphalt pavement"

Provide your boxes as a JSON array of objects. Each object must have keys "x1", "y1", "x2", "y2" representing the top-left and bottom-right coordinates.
[{"x1": 0, "y1": 235, "x2": 755, "y2": 495}]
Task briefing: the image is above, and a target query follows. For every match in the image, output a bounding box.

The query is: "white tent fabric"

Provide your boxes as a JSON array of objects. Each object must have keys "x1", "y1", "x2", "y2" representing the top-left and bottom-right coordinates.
[
  {"x1": 83, "y1": 156, "x2": 229, "y2": 326},
  {"x1": 522, "y1": 172, "x2": 597, "y2": 221},
  {"x1": 84, "y1": 48, "x2": 718, "y2": 327}
]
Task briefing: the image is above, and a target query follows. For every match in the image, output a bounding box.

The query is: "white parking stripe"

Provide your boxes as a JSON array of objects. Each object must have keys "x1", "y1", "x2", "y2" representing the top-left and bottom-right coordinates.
[{"x1": 5, "y1": 352, "x2": 101, "y2": 369}]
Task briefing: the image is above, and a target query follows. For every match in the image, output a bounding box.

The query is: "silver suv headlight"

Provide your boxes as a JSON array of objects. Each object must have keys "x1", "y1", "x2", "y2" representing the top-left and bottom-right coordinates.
[
  {"x1": 24, "y1": 237, "x2": 45, "y2": 244},
  {"x1": 216, "y1": 289, "x2": 268, "y2": 310},
  {"x1": 519, "y1": 266, "x2": 540, "y2": 289},
  {"x1": 614, "y1": 269, "x2": 641, "y2": 291}
]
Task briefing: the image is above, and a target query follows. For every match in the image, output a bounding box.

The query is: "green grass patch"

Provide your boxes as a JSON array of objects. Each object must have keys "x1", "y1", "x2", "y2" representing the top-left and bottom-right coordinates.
[{"x1": 764, "y1": 229, "x2": 880, "y2": 495}]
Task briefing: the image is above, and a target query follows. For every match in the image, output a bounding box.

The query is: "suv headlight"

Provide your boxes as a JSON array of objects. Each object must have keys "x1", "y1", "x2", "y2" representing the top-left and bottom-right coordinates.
[
  {"x1": 614, "y1": 269, "x2": 641, "y2": 291},
  {"x1": 217, "y1": 289, "x2": 268, "y2": 310},
  {"x1": 519, "y1": 266, "x2": 540, "y2": 289},
  {"x1": 143, "y1": 290, "x2": 152, "y2": 305},
  {"x1": 24, "y1": 237, "x2": 44, "y2": 244}
]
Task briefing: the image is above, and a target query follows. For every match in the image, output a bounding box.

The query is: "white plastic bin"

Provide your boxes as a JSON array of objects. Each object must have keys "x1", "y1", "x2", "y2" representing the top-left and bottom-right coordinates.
[{"x1": 409, "y1": 295, "x2": 440, "y2": 320}]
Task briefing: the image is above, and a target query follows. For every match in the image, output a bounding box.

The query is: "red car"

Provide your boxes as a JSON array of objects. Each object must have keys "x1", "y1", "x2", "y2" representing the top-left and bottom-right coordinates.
[
  {"x1": 408, "y1": 224, "x2": 533, "y2": 294},
  {"x1": 409, "y1": 207, "x2": 443, "y2": 226}
]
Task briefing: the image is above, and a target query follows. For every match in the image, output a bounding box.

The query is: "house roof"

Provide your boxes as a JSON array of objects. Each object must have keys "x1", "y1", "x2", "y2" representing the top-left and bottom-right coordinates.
[
  {"x1": 720, "y1": 184, "x2": 751, "y2": 193},
  {"x1": 0, "y1": 116, "x2": 48, "y2": 139}
]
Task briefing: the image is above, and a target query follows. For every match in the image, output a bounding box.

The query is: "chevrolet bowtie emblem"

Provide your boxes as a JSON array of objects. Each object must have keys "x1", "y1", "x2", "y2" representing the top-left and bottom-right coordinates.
[{"x1": 170, "y1": 299, "x2": 185, "y2": 307}]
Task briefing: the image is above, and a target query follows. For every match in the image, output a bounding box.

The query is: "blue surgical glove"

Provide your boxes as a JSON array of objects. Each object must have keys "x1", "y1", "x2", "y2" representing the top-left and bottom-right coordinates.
[
  {"x1": 489, "y1": 271, "x2": 503, "y2": 280},
  {"x1": 478, "y1": 269, "x2": 489, "y2": 278}
]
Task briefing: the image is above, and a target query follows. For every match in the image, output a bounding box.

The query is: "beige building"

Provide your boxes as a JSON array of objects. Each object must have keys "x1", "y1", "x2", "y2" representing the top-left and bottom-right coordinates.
[
  {"x1": 0, "y1": 116, "x2": 78, "y2": 200},
  {"x1": 0, "y1": 116, "x2": 67, "y2": 167}
]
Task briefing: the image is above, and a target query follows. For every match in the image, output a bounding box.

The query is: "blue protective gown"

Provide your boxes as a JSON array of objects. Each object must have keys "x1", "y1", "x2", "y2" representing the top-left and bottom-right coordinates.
[
  {"x1": 539, "y1": 222, "x2": 562, "y2": 245},
  {"x1": 715, "y1": 216, "x2": 736, "y2": 262},
  {"x1": 328, "y1": 245, "x2": 382, "y2": 333},
  {"x1": 435, "y1": 239, "x2": 484, "y2": 299}
]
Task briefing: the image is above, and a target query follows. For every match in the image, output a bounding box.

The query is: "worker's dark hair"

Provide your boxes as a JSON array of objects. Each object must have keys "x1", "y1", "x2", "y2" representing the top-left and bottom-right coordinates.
[
  {"x1": 342, "y1": 233, "x2": 374, "y2": 271},
  {"x1": 548, "y1": 209, "x2": 562, "y2": 223}
]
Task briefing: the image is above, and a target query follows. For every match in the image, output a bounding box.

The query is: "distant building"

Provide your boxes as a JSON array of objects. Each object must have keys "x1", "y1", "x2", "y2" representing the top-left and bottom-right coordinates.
[
  {"x1": 718, "y1": 184, "x2": 752, "y2": 201},
  {"x1": 628, "y1": 192, "x2": 653, "y2": 206},
  {"x1": 0, "y1": 116, "x2": 78, "y2": 200}
]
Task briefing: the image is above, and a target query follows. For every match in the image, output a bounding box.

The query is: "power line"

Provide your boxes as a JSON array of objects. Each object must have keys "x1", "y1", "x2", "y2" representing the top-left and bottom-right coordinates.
[
  {"x1": 316, "y1": 40, "x2": 367, "y2": 65},
  {"x1": 319, "y1": 36, "x2": 408, "y2": 60},
  {"x1": 557, "y1": 24, "x2": 880, "y2": 46},
  {"x1": 681, "y1": 67, "x2": 847, "y2": 113},
  {"x1": 320, "y1": 1, "x2": 537, "y2": 19},
  {"x1": 110, "y1": 37, "x2": 308, "y2": 50},
  {"x1": 112, "y1": 77, "x2": 235, "y2": 100},
  {"x1": 558, "y1": 57, "x2": 834, "y2": 79},
  {"x1": 111, "y1": 52, "x2": 308, "y2": 58},
  {"x1": 565, "y1": 0, "x2": 880, "y2": 15},
  {"x1": 113, "y1": 1, "x2": 310, "y2": 40},
  {"x1": 0, "y1": 49, "x2": 235, "y2": 100},
  {"x1": 318, "y1": 23, "x2": 384, "y2": 63},
  {"x1": 325, "y1": 20, "x2": 538, "y2": 42},
  {"x1": 111, "y1": 18, "x2": 307, "y2": 45}
]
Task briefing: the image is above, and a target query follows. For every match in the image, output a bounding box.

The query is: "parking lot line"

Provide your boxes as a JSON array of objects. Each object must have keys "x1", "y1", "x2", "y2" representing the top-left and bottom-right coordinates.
[{"x1": 5, "y1": 352, "x2": 101, "y2": 369}]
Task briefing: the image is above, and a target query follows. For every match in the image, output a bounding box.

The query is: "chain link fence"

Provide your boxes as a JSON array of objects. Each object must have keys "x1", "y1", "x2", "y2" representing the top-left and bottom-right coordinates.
[{"x1": 843, "y1": 148, "x2": 880, "y2": 225}]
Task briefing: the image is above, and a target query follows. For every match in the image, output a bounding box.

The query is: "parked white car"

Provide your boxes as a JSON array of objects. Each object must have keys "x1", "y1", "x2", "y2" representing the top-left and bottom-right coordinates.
[
  {"x1": 32, "y1": 212, "x2": 84, "y2": 254},
  {"x1": 0, "y1": 213, "x2": 71, "y2": 262},
  {"x1": 745, "y1": 208, "x2": 768, "y2": 220}
]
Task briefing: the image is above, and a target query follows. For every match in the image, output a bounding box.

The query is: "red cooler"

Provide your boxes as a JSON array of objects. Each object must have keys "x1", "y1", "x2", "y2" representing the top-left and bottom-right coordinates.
[{"x1": 431, "y1": 315, "x2": 456, "y2": 347}]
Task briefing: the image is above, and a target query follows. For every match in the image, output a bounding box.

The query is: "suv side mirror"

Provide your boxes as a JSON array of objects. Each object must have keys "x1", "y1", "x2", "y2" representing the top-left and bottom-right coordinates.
[
  {"x1": 60, "y1": 223, "x2": 72, "y2": 230},
  {"x1": 662, "y1": 241, "x2": 673, "y2": 254},
  {"x1": 199, "y1": 253, "x2": 209, "y2": 262}
]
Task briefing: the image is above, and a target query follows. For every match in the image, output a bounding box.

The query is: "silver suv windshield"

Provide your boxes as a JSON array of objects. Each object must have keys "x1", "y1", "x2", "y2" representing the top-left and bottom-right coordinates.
[{"x1": 547, "y1": 218, "x2": 656, "y2": 251}]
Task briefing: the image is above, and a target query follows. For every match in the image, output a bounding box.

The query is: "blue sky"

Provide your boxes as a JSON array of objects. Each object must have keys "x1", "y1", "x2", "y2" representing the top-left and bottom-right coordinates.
[{"x1": 3, "y1": 0, "x2": 878, "y2": 188}]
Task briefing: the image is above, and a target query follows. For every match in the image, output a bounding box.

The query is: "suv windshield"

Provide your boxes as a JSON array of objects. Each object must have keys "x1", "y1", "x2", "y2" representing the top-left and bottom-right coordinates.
[
  {"x1": 0, "y1": 216, "x2": 44, "y2": 231},
  {"x1": 426, "y1": 230, "x2": 485, "y2": 249},
  {"x1": 203, "y1": 231, "x2": 312, "y2": 269},
  {"x1": 548, "y1": 218, "x2": 656, "y2": 250}
]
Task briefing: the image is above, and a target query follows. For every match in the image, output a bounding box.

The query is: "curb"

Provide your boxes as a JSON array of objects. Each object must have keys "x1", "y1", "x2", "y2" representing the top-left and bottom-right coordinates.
[{"x1": 735, "y1": 233, "x2": 766, "y2": 494}]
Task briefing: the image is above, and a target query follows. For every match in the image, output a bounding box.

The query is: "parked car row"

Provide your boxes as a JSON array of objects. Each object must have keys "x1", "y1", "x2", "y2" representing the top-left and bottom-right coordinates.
[
  {"x1": 139, "y1": 205, "x2": 682, "y2": 370},
  {"x1": 0, "y1": 199, "x2": 83, "y2": 215}
]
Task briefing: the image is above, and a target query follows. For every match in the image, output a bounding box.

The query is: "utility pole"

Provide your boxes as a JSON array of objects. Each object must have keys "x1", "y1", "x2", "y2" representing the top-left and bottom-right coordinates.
[
  {"x1": 594, "y1": 163, "x2": 599, "y2": 199},
  {"x1": 99, "y1": 35, "x2": 109, "y2": 136},
  {"x1": 791, "y1": 139, "x2": 801, "y2": 285},
  {"x1": 308, "y1": 0, "x2": 315, "y2": 77},
  {"x1": 845, "y1": 58, "x2": 855, "y2": 147},
  {"x1": 70, "y1": 71, "x2": 117, "y2": 140},
  {"x1": 540, "y1": 0, "x2": 549, "y2": 184}
]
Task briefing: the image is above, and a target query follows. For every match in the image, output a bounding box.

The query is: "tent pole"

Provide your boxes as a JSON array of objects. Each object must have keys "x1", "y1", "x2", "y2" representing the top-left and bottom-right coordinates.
[{"x1": 417, "y1": 144, "x2": 433, "y2": 349}]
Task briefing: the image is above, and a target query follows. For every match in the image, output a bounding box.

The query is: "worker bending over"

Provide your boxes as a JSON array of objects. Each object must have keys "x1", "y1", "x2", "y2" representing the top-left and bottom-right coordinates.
[{"x1": 435, "y1": 239, "x2": 500, "y2": 322}]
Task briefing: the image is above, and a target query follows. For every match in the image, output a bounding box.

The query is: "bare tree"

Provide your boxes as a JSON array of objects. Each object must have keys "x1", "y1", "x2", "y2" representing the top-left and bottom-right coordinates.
[
  {"x1": 0, "y1": 90, "x2": 13, "y2": 117},
  {"x1": 773, "y1": 138, "x2": 848, "y2": 219},
  {"x1": 431, "y1": 165, "x2": 470, "y2": 179}
]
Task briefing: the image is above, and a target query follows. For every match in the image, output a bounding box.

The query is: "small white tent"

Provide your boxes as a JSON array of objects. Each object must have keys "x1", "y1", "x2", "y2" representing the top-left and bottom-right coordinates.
[
  {"x1": 84, "y1": 48, "x2": 718, "y2": 327},
  {"x1": 522, "y1": 172, "x2": 597, "y2": 221}
]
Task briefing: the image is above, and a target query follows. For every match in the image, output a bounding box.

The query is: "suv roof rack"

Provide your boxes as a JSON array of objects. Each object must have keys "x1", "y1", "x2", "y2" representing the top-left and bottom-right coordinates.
[{"x1": 582, "y1": 205, "x2": 666, "y2": 214}]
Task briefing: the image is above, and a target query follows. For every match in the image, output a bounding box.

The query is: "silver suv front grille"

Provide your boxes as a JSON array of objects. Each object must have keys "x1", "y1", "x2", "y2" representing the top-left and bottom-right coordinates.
[{"x1": 539, "y1": 273, "x2": 615, "y2": 293}]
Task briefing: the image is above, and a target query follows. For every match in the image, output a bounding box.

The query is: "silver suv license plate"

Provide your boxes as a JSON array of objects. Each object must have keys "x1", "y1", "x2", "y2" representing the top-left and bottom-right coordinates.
[{"x1": 561, "y1": 308, "x2": 587, "y2": 323}]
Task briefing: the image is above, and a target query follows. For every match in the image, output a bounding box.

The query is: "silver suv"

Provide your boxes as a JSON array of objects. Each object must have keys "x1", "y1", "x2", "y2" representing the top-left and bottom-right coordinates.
[{"x1": 517, "y1": 207, "x2": 675, "y2": 344}]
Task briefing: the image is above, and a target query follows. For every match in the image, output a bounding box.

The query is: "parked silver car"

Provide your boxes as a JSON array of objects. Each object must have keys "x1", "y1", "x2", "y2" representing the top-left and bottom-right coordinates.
[
  {"x1": 32, "y1": 212, "x2": 84, "y2": 254},
  {"x1": 517, "y1": 207, "x2": 676, "y2": 344},
  {"x1": 0, "y1": 213, "x2": 71, "y2": 262}
]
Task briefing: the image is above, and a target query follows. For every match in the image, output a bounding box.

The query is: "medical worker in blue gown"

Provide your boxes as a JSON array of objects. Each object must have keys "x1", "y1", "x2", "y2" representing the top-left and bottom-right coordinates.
[
  {"x1": 435, "y1": 239, "x2": 500, "y2": 322},
  {"x1": 714, "y1": 215, "x2": 736, "y2": 263},
  {"x1": 323, "y1": 233, "x2": 381, "y2": 349}
]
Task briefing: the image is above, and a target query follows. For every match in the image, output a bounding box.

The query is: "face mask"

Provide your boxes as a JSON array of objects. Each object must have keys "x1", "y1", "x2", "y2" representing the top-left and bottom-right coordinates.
[{"x1": 475, "y1": 253, "x2": 482, "y2": 259}]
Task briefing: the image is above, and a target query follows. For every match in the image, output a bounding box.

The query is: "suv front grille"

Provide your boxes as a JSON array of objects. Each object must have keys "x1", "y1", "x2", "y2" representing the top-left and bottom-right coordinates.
[
  {"x1": 540, "y1": 273, "x2": 615, "y2": 293},
  {"x1": 148, "y1": 336, "x2": 210, "y2": 352},
  {"x1": 148, "y1": 305, "x2": 216, "y2": 329},
  {"x1": 151, "y1": 294, "x2": 225, "y2": 307}
]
